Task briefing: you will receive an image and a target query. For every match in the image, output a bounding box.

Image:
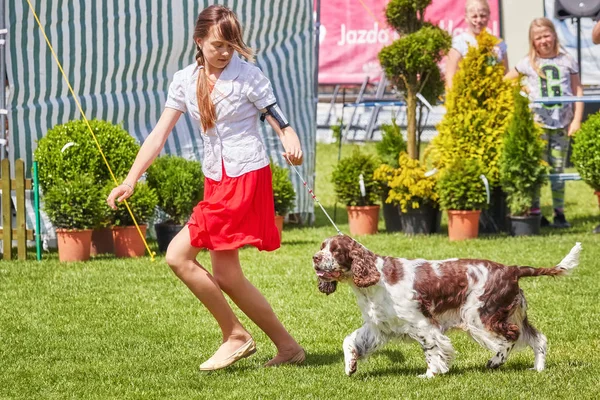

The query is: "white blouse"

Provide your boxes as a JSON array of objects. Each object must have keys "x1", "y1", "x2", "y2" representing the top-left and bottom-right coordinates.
[
  {"x1": 165, "y1": 55, "x2": 277, "y2": 181},
  {"x1": 452, "y1": 32, "x2": 507, "y2": 61}
]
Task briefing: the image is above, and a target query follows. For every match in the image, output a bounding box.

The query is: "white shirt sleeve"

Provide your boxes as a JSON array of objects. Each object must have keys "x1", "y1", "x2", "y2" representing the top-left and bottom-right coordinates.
[
  {"x1": 165, "y1": 70, "x2": 188, "y2": 113},
  {"x1": 514, "y1": 57, "x2": 530, "y2": 75},
  {"x1": 452, "y1": 34, "x2": 468, "y2": 57},
  {"x1": 565, "y1": 53, "x2": 579, "y2": 75},
  {"x1": 246, "y1": 66, "x2": 277, "y2": 110}
]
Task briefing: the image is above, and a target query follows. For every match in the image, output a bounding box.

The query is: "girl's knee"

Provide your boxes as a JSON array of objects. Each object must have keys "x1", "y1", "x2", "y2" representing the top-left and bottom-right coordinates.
[
  {"x1": 213, "y1": 270, "x2": 245, "y2": 292},
  {"x1": 165, "y1": 247, "x2": 191, "y2": 274}
]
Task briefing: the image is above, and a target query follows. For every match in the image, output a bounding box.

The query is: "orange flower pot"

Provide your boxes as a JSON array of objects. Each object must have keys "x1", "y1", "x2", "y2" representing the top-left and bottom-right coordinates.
[
  {"x1": 274, "y1": 215, "x2": 284, "y2": 239},
  {"x1": 595, "y1": 191, "x2": 600, "y2": 208},
  {"x1": 56, "y1": 228, "x2": 92, "y2": 262},
  {"x1": 347, "y1": 205, "x2": 380, "y2": 236},
  {"x1": 447, "y1": 210, "x2": 481, "y2": 241},
  {"x1": 112, "y1": 225, "x2": 148, "y2": 258},
  {"x1": 90, "y1": 227, "x2": 114, "y2": 256}
]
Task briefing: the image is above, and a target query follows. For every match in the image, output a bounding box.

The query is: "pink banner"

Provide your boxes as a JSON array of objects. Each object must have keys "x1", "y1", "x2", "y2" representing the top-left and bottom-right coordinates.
[{"x1": 317, "y1": 0, "x2": 500, "y2": 84}]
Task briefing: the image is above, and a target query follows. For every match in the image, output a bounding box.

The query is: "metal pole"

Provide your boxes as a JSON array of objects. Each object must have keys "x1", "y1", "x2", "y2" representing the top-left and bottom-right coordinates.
[
  {"x1": 33, "y1": 161, "x2": 41, "y2": 261},
  {"x1": 0, "y1": 0, "x2": 6, "y2": 161},
  {"x1": 577, "y1": 17, "x2": 582, "y2": 78},
  {"x1": 314, "y1": 0, "x2": 321, "y2": 109}
]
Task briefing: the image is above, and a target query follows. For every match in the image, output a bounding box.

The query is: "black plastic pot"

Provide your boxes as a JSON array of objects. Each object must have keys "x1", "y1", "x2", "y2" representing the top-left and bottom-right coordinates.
[
  {"x1": 401, "y1": 203, "x2": 439, "y2": 235},
  {"x1": 155, "y1": 222, "x2": 184, "y2": 253},
  {"x1": 479, "y1": 186, "x2": 509, "y2": 234},
  {"x1": 509, "y1": 214, "x2": 541, "y2": 236},
  {"x1": 382, "y1": 200, "x2": 402, "y2": 233}
]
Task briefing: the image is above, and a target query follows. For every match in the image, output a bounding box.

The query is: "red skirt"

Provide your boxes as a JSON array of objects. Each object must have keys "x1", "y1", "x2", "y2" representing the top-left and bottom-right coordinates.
[{"x1": 187, "y1": 164, "x2": 280, "y2": 251}]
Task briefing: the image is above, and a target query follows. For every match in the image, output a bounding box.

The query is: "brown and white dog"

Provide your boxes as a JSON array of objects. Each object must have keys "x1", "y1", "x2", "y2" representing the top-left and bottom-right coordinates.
[{"x1": 313, "y1": 235, "x2": 581, "y2": 378}]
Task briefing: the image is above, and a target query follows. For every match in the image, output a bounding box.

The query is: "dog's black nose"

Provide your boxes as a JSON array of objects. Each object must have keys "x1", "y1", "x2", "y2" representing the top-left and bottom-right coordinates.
[{"x1": 313, "y1": 254, "x2": 323, "y2": 267}]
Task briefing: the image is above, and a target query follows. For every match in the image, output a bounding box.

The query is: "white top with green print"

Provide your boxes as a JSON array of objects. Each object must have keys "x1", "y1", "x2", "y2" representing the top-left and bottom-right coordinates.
[{"x1": 515, "y1": 52, "x2": 578, "y2": 129}]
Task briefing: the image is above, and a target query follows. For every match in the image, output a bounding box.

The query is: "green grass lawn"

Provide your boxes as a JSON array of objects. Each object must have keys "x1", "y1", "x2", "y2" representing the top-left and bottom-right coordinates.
[{"x1": 2, "y1": 143, "x2": 600, "y2": 399}]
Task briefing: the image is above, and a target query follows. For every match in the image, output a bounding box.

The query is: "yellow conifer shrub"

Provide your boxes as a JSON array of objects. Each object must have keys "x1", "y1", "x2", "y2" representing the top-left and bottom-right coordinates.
[{"x1": 426, "y1": 30, "x2": 513, "y2": 186}]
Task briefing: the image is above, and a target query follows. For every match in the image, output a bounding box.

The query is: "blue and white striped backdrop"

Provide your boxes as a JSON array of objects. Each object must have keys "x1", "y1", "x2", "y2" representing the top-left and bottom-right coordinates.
[{"x1": 8, "y1": 0, "x2": 316, "y2": 235}]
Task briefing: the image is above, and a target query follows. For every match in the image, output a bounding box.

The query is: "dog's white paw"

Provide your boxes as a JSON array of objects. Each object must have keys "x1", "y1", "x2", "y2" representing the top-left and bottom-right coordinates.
[
  {"x1": 529, "y1": 366, "x2": 545, "y2": 372},
  {"x1": 418, "y1": 370, "x2": 436, "y2": 379},
  {"x1": 344, "y1": 350, "x2": 358, "y2": 376}
]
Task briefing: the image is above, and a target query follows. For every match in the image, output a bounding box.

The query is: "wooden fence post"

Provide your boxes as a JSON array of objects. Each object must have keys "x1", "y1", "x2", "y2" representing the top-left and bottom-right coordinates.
[{"x1": 1, "y1": 159, "x2": 34, "y2": 260}]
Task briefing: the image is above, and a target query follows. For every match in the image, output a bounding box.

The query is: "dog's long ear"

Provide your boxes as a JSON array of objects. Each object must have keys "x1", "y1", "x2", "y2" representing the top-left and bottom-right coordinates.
[
  {"x1": 318, "y1": 279, "x2": 337, "y2": 295},
  {"x1": 350, "y1": 244, "x2": 380, "y2": 288}
]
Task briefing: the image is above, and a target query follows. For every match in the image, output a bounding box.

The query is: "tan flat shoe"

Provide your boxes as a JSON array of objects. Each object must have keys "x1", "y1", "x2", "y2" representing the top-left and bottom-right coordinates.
[
  {"x1": 199, "y1": 338, "x2": 257, "y2": 371},
  {"x1": 264, "y1": 347, "x2": 306, "y2": 367}
]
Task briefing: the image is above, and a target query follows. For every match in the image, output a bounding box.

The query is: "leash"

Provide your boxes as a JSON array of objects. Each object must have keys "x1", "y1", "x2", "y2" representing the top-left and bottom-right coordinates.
[{"x1": 283, "y1": 154, "x2": 343, "y2": 236}]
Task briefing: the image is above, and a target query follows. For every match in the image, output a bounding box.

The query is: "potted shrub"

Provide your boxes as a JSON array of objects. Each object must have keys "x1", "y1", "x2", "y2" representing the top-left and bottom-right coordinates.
[
  {"x1": 437, "y1": 159, "x2": 488, "y2": 241},
  {"x1": 271, "y1": 161, "x2": 296, "y2": 239},
  {"x1": 109, "y1": 182, "x2": 158, "y2": 258},
  {"x1": 374, "y1": 119, "x2": 406, "y2": 232},
  {"x1": 572, "y1": 112, "x2": 600, "y2": 234},
  {"x1": 332, "y1": 149, "x2": 380, "y2": 235},
  {"x1": 572, "y1": 112, "x2": 600, "y2": 204},
  {"x1": 34, "y1": 119, "x2": 140, "y2": 253},
  {"x1": 146, "y1": 155, "x2": 204, "y2": 253},
  {"x1": 42, "y1": 174, "x2": 105, "y2": 262},
  {"x1": 500, "y1": 85, "x2": 549, "y2": 236},
  {"x1": 379, "y1": 153, "x2": 440, "y2": 235},
  {"x1": 427, "y1": 30, "x2": 513, "y2": 233}
]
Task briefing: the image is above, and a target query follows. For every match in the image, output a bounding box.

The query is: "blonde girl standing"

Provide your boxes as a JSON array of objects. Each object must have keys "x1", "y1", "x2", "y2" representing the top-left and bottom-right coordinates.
[
  {"x1": 445, "y1": 0, "x2": 508, "y2": 89},
  {"x1": 505, "y1": 17, "x2": 583, "y2": 228}
]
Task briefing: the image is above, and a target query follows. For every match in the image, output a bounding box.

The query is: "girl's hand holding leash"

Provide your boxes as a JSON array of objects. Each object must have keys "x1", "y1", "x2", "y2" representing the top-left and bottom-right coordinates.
[
  {"x1": 280, "y1": 129, "x2": 303, "y2": 166},
  {"x1": 107, "y1": 182, "x2": 135, "y2": 210}
]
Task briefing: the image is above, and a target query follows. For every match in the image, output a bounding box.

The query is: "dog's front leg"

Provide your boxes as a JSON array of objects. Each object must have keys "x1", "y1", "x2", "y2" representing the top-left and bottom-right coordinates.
[{"x1": 343, "y1": 323, "x2": 387, "y2": 376}]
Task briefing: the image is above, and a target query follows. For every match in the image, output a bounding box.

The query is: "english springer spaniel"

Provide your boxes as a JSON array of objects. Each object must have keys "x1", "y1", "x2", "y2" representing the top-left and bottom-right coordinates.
[{"x1": 313, "y1": 235, "x2": 581, "y2": 378}]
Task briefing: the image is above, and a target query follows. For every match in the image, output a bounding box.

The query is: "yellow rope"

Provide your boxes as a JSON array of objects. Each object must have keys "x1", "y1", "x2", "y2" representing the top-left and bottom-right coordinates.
[
  {"x1": 356, "y1": 0, "x2": 386, "y2": 26},
  {"x1": 25, "y1": 0, "x2": 155, "y2": 260}
]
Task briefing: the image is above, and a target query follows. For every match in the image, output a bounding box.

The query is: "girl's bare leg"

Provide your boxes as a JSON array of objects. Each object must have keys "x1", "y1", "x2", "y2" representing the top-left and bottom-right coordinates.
[
  {"x1": 165, "y1": 226, "x2": 252, "y2": 362},
  {"x1": 210, "y1": 249, "x2": 304, "y2": 365}
]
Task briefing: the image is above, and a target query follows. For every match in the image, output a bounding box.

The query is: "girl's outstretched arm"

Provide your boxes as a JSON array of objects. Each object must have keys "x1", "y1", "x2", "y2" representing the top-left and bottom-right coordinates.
[
  {"x1": 264, "y1": 115, "x2": 303, "y2": 166},
  {"x1": 107, "y1": 108, "x2": 182, "y2": 208}
]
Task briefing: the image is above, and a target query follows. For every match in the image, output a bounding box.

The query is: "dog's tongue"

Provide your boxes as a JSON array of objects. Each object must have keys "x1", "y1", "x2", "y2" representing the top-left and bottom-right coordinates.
[{"x1": 316, "y1": 271, "x2": 340, "y2": 278}]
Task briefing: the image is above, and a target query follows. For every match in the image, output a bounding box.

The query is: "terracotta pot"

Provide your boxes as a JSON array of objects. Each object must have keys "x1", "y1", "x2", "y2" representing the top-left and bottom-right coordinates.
[
  {"x1": 90, "y1": 227, "x2": 114, "y2": 256},
  {"x1": 274, "y1": 215, "x2": 284, "y2": 239},
  {"x1": 595, "y1": 191, "x2": 600, "y2": 208},
  {"x1": 56, "y1": 228, "x2": 92, "y2": 262},
  {"x1": 347, "y1": 205, "x2": 380, "y2": 236},
  {"x1": 112, "y1": 225, "x2": 148, "y2": 258},
  {"x1": 447, "y1": 210, "x2": 481, "y2": 241}
]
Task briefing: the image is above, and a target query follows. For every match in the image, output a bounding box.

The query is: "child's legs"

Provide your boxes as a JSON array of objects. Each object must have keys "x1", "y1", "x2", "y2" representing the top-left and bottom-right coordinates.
[
  {"x1": 547, "y1": 128, "x2": 568, "y2": 212},
  {"x1": 165, "y1": 226, "x2": 250, "y2": 349},
  {"x1": 210, "y1": 250, "x2": 300, "y2": 354},
  {"x1": 532, "y1": 128, "x2": 567, "y2": 212}
]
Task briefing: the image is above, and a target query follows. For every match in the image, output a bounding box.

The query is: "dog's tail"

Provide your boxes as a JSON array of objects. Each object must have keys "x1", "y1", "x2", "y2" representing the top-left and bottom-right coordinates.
[{"x1": 517, "y1": 242, "x2": 581, "y2": 278}]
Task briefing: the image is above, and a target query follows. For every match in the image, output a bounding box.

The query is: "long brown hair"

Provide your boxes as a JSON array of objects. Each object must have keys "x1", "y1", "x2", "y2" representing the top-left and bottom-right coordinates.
[
  {"x1": 193, "y1": 6, "x2": 254, "y2": 131},
  {"x1": 528, "y1": 18, "x2": 562, "y2": 78}
]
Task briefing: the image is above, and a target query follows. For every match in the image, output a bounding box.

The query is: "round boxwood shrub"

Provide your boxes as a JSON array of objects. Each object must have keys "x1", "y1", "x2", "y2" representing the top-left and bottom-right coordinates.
[
  {"x1": 332, "y1": 149, "x2": 380, "y2": 206},
  {"x1": 43, "y1": 174, "x2": 105, "y2": 230},
  {"x1": 572, "y1": 112, "x2": 600, "y2": 191},
  {"x1": 437, "y1": 159, "x2": 488, "y2": 211},
  {"x1": 146, "y1": 155, "x2": 204, "y2": 225},
  {"x1": 34, "y1": 119, "x2": 140, "y2": 193},
  {"x1": 271, "y1": 161, "x2": 296, "y2": 216}
]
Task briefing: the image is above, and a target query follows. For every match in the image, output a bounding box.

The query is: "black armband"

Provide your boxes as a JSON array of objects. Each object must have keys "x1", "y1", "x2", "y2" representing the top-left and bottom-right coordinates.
[{"x1": 260, "y1": 103, "x2": 290, "y2": 129}]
